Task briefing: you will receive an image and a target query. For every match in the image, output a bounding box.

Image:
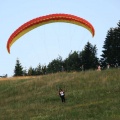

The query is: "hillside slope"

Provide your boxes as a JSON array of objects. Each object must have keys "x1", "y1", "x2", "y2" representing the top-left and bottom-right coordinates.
[{"x1": 0, "y1": 69, "x2": 120, "y2": 120}]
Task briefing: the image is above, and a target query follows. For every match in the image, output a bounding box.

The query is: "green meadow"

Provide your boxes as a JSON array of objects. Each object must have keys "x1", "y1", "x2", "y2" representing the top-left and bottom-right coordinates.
[{"x1": 0, "y1": 69, "x2": 120, "y2": 120}]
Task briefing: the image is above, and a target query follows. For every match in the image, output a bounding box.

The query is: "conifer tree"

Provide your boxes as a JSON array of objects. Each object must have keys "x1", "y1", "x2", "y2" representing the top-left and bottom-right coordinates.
[
  {"x1": 79, "y1": 42, "x2": 98, "y2": 70},
  {"x1": 28, "y1": 67, "x2": 34, "y2": 76},
  {"x1": 64, "y1": 51, "x2": 81, "y2": 71},
  {"x1": 14, "y1": 58, "x2": 23, "y2": 76},
  {"x1": 42, "y1": 65, "x2": 47, "y2": 75},
  {"x1": 36, "y1": 63, "x2": 42, "y2": 75},
  {"x1": 101, "y1": 21, "x2": 120, "y2": 67}
]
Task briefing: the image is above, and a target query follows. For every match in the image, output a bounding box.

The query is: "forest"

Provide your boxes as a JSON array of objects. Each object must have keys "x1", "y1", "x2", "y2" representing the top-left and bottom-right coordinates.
[{"x1": 13, "y1": 20, "x2": 120, "y2": 76}]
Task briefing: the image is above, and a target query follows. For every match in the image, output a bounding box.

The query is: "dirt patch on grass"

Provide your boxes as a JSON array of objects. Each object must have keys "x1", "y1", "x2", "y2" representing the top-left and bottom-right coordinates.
[{"x1": 0, "y1": 76, "x2": 37, "y2": 81}]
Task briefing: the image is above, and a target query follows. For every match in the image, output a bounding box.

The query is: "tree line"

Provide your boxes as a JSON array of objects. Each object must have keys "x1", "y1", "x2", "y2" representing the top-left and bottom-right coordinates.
[{"x1": 14, "y1": 20, "x2": 120, "y2": 76}]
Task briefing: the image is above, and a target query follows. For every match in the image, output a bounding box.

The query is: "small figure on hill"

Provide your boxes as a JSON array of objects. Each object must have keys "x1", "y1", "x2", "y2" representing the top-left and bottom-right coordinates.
[
  {"x1": 59, "y1": 88, "x2": 65, "y2": 103},
  {"x1": 81, "y1": 65, "x2": 84, "y2": 71},
  {"x1": 107, "y1": 64, "x2": 110, "y2": 69},
  {"x1": 97, "y1": 65, "x2": 101, "y2": 71}
]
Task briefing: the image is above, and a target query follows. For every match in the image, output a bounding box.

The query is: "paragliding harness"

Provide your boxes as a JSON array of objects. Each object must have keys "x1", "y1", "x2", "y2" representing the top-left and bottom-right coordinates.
[{"x1": 59, "y1": 89, "x2": 65, "y2": 102}]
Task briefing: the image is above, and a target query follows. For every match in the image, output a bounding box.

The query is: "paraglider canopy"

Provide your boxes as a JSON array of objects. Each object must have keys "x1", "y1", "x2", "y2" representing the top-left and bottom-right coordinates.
[{"x1": 7, "y1": 13, "x2": 95, "y2": 53}]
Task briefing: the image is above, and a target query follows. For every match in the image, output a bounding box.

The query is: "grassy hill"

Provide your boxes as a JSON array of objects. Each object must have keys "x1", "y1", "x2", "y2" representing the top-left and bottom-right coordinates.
[{"x1": 0, "y1": 69, "x2": 120, "y2": 120}]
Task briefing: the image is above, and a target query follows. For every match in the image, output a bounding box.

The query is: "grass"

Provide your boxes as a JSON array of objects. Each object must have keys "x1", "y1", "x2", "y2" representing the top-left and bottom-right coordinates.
[{"x1": 0, "y1": 69, "x2": 120, "y2": 120}]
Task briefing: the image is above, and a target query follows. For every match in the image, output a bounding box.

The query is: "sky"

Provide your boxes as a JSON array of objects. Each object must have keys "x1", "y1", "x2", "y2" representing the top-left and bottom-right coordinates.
[{"x1": 0, "y1": 0, "x2": 120, "y2": 77}]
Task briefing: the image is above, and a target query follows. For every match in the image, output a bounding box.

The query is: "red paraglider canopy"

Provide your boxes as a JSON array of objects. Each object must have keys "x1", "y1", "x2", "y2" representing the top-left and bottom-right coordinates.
[{"x1": 7, "y1": 13, "x2": 95, "y2": 53}]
